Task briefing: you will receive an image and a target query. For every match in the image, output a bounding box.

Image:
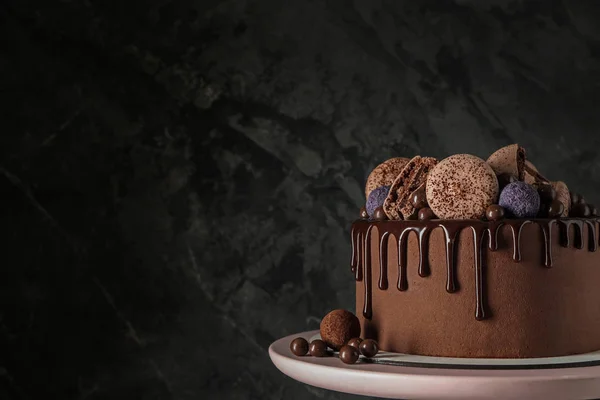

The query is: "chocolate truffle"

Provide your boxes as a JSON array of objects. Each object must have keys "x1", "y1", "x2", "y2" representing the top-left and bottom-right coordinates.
[
  {"x1": 309, "y1": 339, "x2": 329, "y2": 357},
  {"x1": 339, "y1": 345, "x2": 360, "y2": 364},
  {"x1": 487, "y1": 144, "x2": 526, "y2": 181},
  {"x1": 383, "y1": 157, "x2": 438, "y2": 220},
  {"x1": 320, "y1": 309, "x2": 361, "y2": 350},
  {"x1": 499, "y1": 181, "x2": 541, "y2": 218},
  {"x1": 359, "y1": 339, "x2": 379, "y2": 358},
  {"x1": 290, "y1": 337, "x2": 309, "y2": 356},
  {"x1": 373, "y1": 206, "x2": 387, "y2": 221},
  {"x1": 426, "y1": 154, "x2": 499, "y2": 220},
  {"x1": 365, "y1": 157, "x2": 410, "y2": 199},
  {"x1": 366, "y1": 186, "x2": 390, "y2": 217},
  {"x1": 347, "y1": 337, "x2": 363, "y2": 349},
  {"x1": 551, "y1": 181, "x2": 571, "y2": 217}
]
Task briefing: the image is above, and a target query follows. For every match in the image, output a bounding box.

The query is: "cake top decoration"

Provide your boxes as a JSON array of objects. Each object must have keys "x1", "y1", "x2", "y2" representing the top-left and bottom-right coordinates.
[{"x1": 361, "y1": 144, "x2": 596, "y2": 221}]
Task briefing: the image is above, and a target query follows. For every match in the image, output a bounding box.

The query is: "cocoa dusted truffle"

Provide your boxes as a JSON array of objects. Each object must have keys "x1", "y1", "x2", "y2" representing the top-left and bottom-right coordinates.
[
  {"x1": 426, "y1": 154, "x2": 499, "y2": 220},
  {"x1": 320, "y1": 309, "x2": 361, "y2": 351},
  {"x1": 365, "y1": 157, "x2": 410, "y2": 199}
]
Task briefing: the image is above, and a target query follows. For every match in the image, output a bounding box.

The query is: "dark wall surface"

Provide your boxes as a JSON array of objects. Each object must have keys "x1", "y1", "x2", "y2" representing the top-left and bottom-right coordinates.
[{"x1": 2, "y1": 1, "x2": 600, "y2": 399}]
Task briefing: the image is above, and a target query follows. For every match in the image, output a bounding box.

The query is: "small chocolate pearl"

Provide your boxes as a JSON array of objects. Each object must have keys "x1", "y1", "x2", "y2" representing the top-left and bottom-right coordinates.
[
  {"x1": 571, "y1": 203, "x2": 591, "y2": 218},
  {"x1": 418, "y1": 207, "x2": 435, "y2": 221},
  {"x1": 537, "y1": 184, "x2": 556, "y2": 203},
  {"x1": 347, "y1": 337, "x2": 363, "y2": 349},
  {"x1": 485, "y1": 205, "x2": 505, "y2": 221},
  {"x1": 497, "y1": 173, "x2": 517, "y2": 189},
  {"x1": 359, "y1": 206, "x2": 369, "y2": 219},
  {"x1": 309, "y1": 339, "x2": 329, "y2": 357},
  {"x1": 411, "y1": 187, "x2": 428, "y2": 209},
  {"x1": 290, "y1": 338, "x2": 309, "y2": 356},
  {"x1": 547, "y1": 200, "x2": 564, "y2": 218},
  {"x1": 339, "y1": 345, "x2": 359, "y2": 365},
  {"x1": 359, "y1": 339, "x2": 379, "y2": 358},
  {"x1": 373, "y1": 206, "x2": 387, "y2": 221},
  {"x1": 570, "y1": 192, "x2": 582, "y2": 205}
]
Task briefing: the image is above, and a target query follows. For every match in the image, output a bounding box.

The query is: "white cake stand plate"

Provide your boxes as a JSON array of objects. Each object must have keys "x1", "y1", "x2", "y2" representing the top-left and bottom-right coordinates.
[{"x1": 269, "y1": 330, "x2": 600, "y2": 400}]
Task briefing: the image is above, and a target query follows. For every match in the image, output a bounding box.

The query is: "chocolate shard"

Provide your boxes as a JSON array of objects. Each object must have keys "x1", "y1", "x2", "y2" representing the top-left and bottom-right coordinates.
[{"x1": 383, "y1": 156, "x2": 438, "y2": 220}]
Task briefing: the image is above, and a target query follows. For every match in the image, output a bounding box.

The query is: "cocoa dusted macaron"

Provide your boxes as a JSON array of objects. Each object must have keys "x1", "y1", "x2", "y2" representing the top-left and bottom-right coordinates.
[
  {"x1": 426, "y1": 154, "x2": 499, "y2": 220},
  {"x1": 365, "y1": 157, "x2": 410, "y2": 199},
  {"x1": 383, "y1": 156, "x2": 438, "y2": 220},
  {"x1": 487, "y1": 144, "x2": 526, "y2": 181}
]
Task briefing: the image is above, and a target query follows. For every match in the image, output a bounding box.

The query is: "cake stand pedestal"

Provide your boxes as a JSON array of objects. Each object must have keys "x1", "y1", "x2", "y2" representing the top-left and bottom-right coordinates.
[{"x1": 269, "y1": 330, "x2": 600, "y2": 400}]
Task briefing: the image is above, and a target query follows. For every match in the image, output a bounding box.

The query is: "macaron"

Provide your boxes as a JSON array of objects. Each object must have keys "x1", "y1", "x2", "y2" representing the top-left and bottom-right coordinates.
[
  {"x1": 365, "y1": 157, "x2": 410, "y2": 199},
  {"x1": 383, "y1": 156, "x2": 438, "y2": 220},
  {"x1": 426, "y1": 154, "x2": 499, "y2": 220},
  {"x1": 551, "y1": 181, "x2": 571, "y2": 217},
  {"x1": 487, "y1": 144, "x2": 526, "y2": 181},
  {"x1": 524, "y1": 160, "x2": 549, "y2": 185}
]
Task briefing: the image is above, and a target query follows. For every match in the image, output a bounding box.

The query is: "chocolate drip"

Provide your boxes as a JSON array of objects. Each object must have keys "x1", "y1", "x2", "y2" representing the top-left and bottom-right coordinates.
[
  {"x1": 585, "y1": 220, "x2": 598, "y2": 252},
  {"x1": 397, "y1": 231, "x2": 409, "y2": 291},
  {"x1": 418, "y1": 228, "x2": 431, "y2": 278},
  {"x1": 471, "y1": 226, "x2": 486, "y2": 321},
  {"x1": 363, "y1": 226, "x2": 374, "y2": 319},
  {"x1": 355, "y1": 231, "x2": 363, "y2": 281},
  {"x1": 539, "y1": 220, "x2": 555, "y2": 267},
  {"x1": 351, "y1": 218, "x2": 596, "y2": 322},
  {"x1": 441, "y1": 225, "x2": 460, "y2": 293},
  {"x1": 379, "y1": 231, "x2": 389, "y2": 290}
]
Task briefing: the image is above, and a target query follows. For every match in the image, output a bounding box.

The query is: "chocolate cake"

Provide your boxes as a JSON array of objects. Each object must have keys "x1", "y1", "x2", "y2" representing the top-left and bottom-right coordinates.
[{"x1": 354, "y1": 145, "x2": 600, "y2": 358}]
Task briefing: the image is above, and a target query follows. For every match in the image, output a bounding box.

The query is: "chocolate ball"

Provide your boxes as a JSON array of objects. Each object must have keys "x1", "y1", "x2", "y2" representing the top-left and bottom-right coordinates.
[
  {"x1": 485, "y1": 205, "x2": 505, "y2": 221},
  {"x1": 537, "y1": 184, "x2": 557, "y2": 203},
  {"x1": 571, "y1": 203, "x2": 591, "y2": 218},
  {"x1": 359, "y1": 206, "x2": 369, "y2": 219},
  {"x1": 320, "y1": 309, "x2": 361, "y2": 351},
  {"x1": 547, "y1": 199, "x2": 565, "y2": 218},
  {"x1": 418, "y1": 207, "x2": 435, "y2": 221},
  {"x1": 411, "y1": 187, "x2": 428, "y2": 209},
  {"x1": 290, "y1": 337, "x2": 309, "y2": 356},
  {"x1": 359, "y1": 339, "x2": 379, "y2": 358},
  {"x1": 339, "y1": 345, "x2": 360, "y2": 364},
  {"x1": 347, "y1": 337, "x2": 363, "y2": 349},
  {"x1": 373, "y1": 206, "x2": 387, "y2": 221},
  {"x1": 497, "y1": 173, "x2": 517, "y2": 189},
  {"x1": 590, "y1": 204, "x2": 598, "y2": 217},
  {"x1": 309, "y1": 339, "x2": 329, "y2": 357}
]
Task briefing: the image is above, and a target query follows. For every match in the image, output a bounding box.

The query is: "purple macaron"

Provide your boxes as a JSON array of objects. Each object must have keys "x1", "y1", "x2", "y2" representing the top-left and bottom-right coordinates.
[
  {"x1": 498, "y1": 181, "x2": 540, "y2": 218},
  {"x1": 366, "y1": 186, "x2": 390, "y2": 217}
]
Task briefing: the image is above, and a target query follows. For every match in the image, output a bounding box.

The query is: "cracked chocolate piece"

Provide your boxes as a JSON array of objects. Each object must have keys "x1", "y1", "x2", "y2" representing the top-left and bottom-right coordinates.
[{"x1": 383, "y1": 156, "x2": 438, "y2": 220}]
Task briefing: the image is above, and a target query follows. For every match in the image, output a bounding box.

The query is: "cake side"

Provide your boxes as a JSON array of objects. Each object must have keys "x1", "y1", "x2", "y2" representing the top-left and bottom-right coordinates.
[{"x1": 354, "y1": 219, "x2": 600, "y2": 358}]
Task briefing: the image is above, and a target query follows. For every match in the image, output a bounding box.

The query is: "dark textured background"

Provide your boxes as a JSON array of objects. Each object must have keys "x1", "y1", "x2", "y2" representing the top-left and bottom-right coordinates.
[{"x1": 2, "y1": 1, "x2": 600, "y2": 399}]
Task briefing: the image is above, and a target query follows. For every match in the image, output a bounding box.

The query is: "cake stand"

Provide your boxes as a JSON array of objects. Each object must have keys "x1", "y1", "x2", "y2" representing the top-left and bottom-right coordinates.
[{"x1": 269, "y1": 330, "x2": 600, "y2": 400}]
